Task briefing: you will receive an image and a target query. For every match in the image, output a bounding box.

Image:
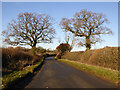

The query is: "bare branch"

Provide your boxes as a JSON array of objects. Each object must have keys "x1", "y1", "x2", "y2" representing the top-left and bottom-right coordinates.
[
  {"x1": 60, "y1": 9, "x2": 112, "y2": 50},
  {"x1": 2, "y1": 12, "x2": 55, "y2": 48}
]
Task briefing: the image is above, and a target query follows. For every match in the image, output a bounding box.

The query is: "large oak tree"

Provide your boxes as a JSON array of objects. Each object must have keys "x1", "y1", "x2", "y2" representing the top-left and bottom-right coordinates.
[
  {"x1": 2, "y1": 12, "x2": 55, "y2": 48},
  {"x1": 60, "y1": 9, "x2": 112, "y2": 50}
]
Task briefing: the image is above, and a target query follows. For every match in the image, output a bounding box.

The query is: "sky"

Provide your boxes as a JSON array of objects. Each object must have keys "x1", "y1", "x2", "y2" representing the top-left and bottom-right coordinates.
[{"x1": 1, "y1": 2, "x2": 118, "y2": 51}]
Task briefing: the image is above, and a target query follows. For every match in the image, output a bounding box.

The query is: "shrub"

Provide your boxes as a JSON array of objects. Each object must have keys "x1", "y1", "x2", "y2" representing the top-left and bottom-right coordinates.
[
  {"x1": 2, "y1": 47, "x2": 43, "y2": 75},
  {"x1": 15, "y1": 47, "x2": 30, "y2": 52},
  {"x1": 80, "y1": 50, "x2": 95, "y2": 63},
  {"x1": 36, "y1": 47, "x2": 46, "y2": 53},
  {"x1": 29, "y1": 47, "x2": 46, "y2": 55},
  {"x1": 89, "y1": 47, "x2": 119, "y2": 70},
  {"x1": 56, "y1": 43, "x2": 72, "y2": 53},
  {"x1": 56, "y1": 43, "x2": 72, "y2": 59},
  {"x1": 61, "y1": 51, "x2": 84, "y2": 61},
  {"x1": 2, "y1": 48, "x2": 31, "y2": 70},
  {"x1": 61, "y1": 47, "x2": 119, "y2": 70}
]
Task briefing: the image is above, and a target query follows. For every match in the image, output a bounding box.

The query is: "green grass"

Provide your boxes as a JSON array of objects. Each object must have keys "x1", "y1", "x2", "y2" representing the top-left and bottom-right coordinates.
[
  {"x1": 2, "y1": 60, "x2": 43, "y2": 89},
  {"x1": 58, "y1": 59, "x2": 118, "y2": 85},
  {"x1": 0, "y1": 77, "x2": 2, "y2": 89}
]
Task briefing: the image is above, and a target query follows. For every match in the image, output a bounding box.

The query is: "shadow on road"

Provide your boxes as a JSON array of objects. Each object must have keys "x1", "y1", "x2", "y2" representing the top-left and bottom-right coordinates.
[
  {"x1": 13, "y1": 55, "x2": 56, "y2": 89},
  {"x1": 25, "y1": 56, "x2": 117, "y2": 88}
]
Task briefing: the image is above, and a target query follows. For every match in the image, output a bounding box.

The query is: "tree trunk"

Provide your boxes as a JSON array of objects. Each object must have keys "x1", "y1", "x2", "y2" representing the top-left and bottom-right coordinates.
[
  {"x1": 31, "y1": 41, "x2": 37, "y2": 55},
  {"x1": 32, "y1": 40, "x2": 37, "y2": 49},
  {"x1": 32, "y1": 45, "x2": 36, "y2": 49},
  {"x1": 86, "y1": 36, "x2": 91, "y2": 51}
]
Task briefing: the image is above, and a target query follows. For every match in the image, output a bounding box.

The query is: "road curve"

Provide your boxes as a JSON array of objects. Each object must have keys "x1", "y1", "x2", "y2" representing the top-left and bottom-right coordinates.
[{"x1": 25, "y1": 56, "x2": 117, "y2": 88}]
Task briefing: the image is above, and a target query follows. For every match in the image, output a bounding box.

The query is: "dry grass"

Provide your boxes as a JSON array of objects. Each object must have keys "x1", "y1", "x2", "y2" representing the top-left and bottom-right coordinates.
[
  {"x1": 61, "y1": 51, "x2": 84, "y2": 61},
  {"x1": 80, "y1": 50, "x2": 94, "y2": 63},
  {"x1": 61, "y1": 47, "x2": 119, "y2": 70},
  {"x1": 2, "y1": 47, "x2": 44, "y2": 76},
  {"x1": 89, "y1": 47, "x2": 119, "y2": 70}
]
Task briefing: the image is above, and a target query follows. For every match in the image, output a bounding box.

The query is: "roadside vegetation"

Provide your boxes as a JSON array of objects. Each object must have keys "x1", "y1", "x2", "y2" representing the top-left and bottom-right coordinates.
[
  {"x1": 2, "y1": 47, "x2": 46, "y2": 75},
  {"x1": 57, "y1": 46, "x2": 119, "y2": 86},
  {"x1": 61, "y1": 47, "x2": 119, "y2": 70},
  {"x1": 58, "y1": 59, "x2": 118, "y2": 86},
  {"x1": 55, "y1": 43, "x2": 72, "y2": 59},
  {"x1": 2, "y1": 60, "x2": 43, "y2": 89},
  {"x1": 2, "y1": 47, "x2": 46, "y2": 89}
]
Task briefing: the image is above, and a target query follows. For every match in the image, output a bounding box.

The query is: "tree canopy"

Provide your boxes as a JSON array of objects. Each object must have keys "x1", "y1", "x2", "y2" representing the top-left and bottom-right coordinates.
[
  {"x1": 60, "y1": 9, "x2": 112, "y2": 50},
  {"x1": 2, "y1": 12, "x2": 55, "y2": 48}
]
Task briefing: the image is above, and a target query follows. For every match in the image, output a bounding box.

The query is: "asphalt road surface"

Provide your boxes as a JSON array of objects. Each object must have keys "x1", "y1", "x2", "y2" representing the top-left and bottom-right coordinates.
[{"x1": 25, "y1": 56, "x2": 117, "y2": 88}]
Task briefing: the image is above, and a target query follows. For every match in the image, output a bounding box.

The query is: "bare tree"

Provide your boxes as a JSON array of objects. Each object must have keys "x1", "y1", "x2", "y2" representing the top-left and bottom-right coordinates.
[
  {"x1": 2, "y1": 12, "x2": 55, "y2": 48},
  {"x1": 64, "y1": 31, "x2": 75, "y2": 49},
  {"x1": 60, "y1": 9, "x2": 112, "y2": 50}
]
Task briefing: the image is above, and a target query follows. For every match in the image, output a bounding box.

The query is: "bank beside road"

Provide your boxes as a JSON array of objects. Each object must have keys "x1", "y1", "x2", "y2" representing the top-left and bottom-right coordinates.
[
  {"x1": 58, "y1": 59, "x2": 118, "y2": 87},
  {"x1": 2, "y1": 58, "x2": 44, "y2": 89}
]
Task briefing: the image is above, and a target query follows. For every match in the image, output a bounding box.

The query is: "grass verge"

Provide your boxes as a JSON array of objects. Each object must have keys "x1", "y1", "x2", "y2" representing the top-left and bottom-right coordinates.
[
  {"x1": 2, "y1": 59, "x2": 44, "y2": 89},
  {"x1": 58, "y1": 59, "x2": 118, "y2": 86}
]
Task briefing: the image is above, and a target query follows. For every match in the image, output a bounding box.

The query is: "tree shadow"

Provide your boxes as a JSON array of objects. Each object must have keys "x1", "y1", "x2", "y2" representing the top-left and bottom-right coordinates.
[{"x1": 9, "y1": 60, "x2": 44, "y2": 89}]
